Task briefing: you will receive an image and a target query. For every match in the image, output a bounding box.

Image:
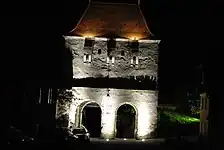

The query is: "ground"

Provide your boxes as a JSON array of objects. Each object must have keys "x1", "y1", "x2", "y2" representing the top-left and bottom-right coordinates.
[{"x1": 12, "y1": 137, "x2": 208, "y2": 150}]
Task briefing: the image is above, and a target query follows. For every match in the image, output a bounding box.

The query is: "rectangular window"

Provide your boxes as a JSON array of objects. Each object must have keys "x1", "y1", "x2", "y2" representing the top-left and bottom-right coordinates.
[
  {"x1": 131, "y1": 56, "x2": 138, "y2": 65},
  {"x1": 88, "y1": 54, "x2": 91, "y2": 62},
  {"x1": 84, "y1": 54, "x2": 91, "y2": 63},
  {"x1": 107, "y1": 56, "x2": 110, "y2": 64},
  {"x1": 84, "y1": 38, "x2": 94, "y2": 47},
  {"x1": 130, "y1": 40, "x2": 139, "y2": 51},
  {"x1": 135, "y1": 57, "x2": 139, "y2": 65},
  {"x1": 131, "y1": 58, "x2": 133, "y2": 64},
  {"x1": 83, "y1": 55, "x2": 87, "y2": 63},
  {"x1": 112, "y1": 56, "x2": 115, "y2": 64},
  {"x1": 107, "y1": 38, "x2": 116, "y2": 49},
  {"x1": 106, "y1": 56, "x2": 115, "y2": 64}
]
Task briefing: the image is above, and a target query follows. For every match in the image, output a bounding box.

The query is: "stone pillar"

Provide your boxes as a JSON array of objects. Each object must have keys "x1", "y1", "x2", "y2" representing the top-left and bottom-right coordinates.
[
  {"x1": 136, "y1": 93, "x2": 158, "y2": 139},
  {"x1": 137, "y1": 101, "x2": 151, "y2": 139},
  {"x1": 100, "y1": 95, "x2": 116, "y2": 139},
  {"x1": 75, "y1": 106, "x2": 81, "y2": 128},
  {"x1": 68, "y1": 101, "x2": 77, "y2": 128}
]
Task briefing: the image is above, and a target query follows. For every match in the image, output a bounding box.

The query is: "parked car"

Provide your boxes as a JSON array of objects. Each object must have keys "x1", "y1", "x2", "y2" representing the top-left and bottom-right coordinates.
[{"x1": 72, "y1": 126, "x2": 90, "y2": 142}]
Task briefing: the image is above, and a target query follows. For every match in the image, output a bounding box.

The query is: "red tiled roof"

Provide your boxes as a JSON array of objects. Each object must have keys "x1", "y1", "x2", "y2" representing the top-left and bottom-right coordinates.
[{"x1": 67, "y1": 2, "x2": 152, "y2": 39}]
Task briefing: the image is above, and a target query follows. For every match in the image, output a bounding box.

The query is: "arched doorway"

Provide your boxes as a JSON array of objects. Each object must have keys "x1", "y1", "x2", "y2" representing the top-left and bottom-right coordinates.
[
  {"x1": 81, "y1": 102, "x2": 102, "y2": 137},
  {"x1": 116, "y1": 104, "x2": 136, "y2": 138}
]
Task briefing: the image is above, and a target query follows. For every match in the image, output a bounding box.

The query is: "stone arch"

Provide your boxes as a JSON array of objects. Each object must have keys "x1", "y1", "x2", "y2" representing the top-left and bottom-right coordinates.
[
  {"x1": 115, "y1": 102, "x2": 138, "y2": 138},
  {"x1": 79, "y1": 101, "x2": 101, "y2": 126},
  {"x1": 79, "y1": 100, "x2": 102, "y2": 137}
]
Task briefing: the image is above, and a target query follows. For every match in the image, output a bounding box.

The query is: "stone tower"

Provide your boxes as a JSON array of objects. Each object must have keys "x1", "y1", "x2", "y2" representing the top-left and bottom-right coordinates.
[{"x1": 56, "y1": 0, "x2": 160, "y2": 139}]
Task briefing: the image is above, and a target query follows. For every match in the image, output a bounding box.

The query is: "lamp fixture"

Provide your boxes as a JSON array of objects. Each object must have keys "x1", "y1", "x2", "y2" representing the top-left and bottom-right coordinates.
[{"x1": 107, "y1": 89, "x2": 110, "y2": 97}]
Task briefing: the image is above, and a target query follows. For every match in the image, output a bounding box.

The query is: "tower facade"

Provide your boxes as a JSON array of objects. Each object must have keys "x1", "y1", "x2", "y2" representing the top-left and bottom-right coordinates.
[{"x1": 56, "y1": 1, "x2": 160, "y2": 139}]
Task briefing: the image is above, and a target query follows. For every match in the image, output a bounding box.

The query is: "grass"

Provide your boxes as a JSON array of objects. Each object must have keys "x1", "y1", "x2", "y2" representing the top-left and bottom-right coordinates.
[{"x1": 161, "y1": 110, "x2": 200, "y2": 124}]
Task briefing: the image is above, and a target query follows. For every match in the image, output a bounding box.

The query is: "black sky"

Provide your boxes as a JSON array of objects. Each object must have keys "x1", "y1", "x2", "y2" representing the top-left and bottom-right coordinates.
[
  {"x1": 2, "y1": 1, "x2": 222, "y2": 145},
  {"x1": 2, "y1": 0, "x2": 218, "y2": 102}
]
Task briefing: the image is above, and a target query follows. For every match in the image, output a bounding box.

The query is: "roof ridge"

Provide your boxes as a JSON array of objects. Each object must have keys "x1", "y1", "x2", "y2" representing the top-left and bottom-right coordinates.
[
  {"x1": 68, "y1": 2, "x2": 91, "y2": 34},
  {"x1": 66, "y1": 1, "x2": 152, "y2": 39},
  {"x1": 137, "y1": 6, "x2": 154, "y2": 36}
]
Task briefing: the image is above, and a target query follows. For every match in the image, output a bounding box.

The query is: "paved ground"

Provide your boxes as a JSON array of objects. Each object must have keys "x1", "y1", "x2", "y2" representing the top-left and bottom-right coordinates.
[
  {"x1": 88, "y1": 138, "x2": 167, "y2": 150},
  {"x1": 8, "y1": 137, "x2": 207, "y2": 150},
  {"x1": 88, "y1": 137, "x2": 203, "y2": 150},
  {"x1": 90, "y1": 138, "x2": 165, "y2": 144}
]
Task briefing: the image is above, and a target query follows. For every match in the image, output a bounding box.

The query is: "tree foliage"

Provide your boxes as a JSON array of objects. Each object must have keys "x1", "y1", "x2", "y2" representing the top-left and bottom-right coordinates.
[
  {"x1": 57, "y1": 88, "x2": 73, "y2": 104},
  {"x1": 188, "y1": 98, "x2": 200, "y2": 116}
]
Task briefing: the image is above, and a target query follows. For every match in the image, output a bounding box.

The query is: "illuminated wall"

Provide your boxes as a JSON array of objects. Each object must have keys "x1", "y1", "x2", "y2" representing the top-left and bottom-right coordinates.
[
  {"x1": 56, "y1": 87, "x2": 158, "y2": 139},
  {"x1": 55, "y1": 36, "x2": 159, "y2": 139},
  {"x1": 65, "y1": 36, "x2": 159, "y2": 79}
]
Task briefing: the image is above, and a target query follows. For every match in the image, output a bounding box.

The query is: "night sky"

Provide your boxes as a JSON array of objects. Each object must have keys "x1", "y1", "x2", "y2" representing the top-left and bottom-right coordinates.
[
  {"x1": 2, "y1": 0, "x2": 217, "y2": 104},
  {"x1": 2, "y1": 1, "x2": 222, "y2": 145}
]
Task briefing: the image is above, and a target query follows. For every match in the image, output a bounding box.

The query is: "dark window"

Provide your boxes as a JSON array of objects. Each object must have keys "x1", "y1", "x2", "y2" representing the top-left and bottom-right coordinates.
[
  {"x1": 98, "y1": 49, "x2": 101, "y2": 54},
  {"x1": 107, "y1": 38, "x2": 116, "y2": 49},
  {"x1": 121, "y1": 50, "x2": 125, "y2": 56},
  {"x1": 84, "y1": 38, "x2": 94, "y2": 47},
  {"x1": 133, "y1": 56, "x2": 136, "y2": 61},
  {"x1": 109, "y1": 56, "x2": 112, "y2": 60},
  {"x1": 130, "y1": 40, "x2": 139, "y2": 50}
]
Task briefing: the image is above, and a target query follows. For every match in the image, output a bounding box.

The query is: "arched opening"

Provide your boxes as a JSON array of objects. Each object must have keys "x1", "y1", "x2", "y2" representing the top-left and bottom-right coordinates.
[
  {"x1": 98, "y1": 49, "x2": 101, "y2": 54},
  {"x1": 116, "y1": 104, "x2": 136, "y2": 138},
  {"x1": 133, "y1": 56, "x2": 136, "y2": 61},
  {"x1": 81, "y1": 102, "x2": 101, "y2": 137}
]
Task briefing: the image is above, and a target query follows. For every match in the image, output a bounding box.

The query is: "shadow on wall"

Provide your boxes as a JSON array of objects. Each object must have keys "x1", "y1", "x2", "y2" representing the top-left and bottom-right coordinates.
[{"x1": 72, "y1": 76, "x2": 157, "y2": 90}]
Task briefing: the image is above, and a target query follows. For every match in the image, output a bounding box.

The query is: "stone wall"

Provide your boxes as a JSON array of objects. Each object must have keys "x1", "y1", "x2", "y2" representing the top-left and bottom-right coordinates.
[
  {"x1": 56, "y1": 87, "x2": 158, "y2": 139},
  {"x1": 57, "y1": 36, "x2": 159, "y2": 139},
  {"x1": 65, "y1": 37, "x2": 158, "y2": 79}
]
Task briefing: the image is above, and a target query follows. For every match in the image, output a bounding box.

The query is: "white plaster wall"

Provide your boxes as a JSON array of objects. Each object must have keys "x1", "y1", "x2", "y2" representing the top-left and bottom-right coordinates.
[{"x1": 56, "y1": 87, "x2": 158, "y2": 139}]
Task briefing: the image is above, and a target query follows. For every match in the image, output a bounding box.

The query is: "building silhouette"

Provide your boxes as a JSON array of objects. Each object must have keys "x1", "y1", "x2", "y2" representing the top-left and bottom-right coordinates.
[{"x1": 56, "y1": 0, "x2": 160, "y2": 139}]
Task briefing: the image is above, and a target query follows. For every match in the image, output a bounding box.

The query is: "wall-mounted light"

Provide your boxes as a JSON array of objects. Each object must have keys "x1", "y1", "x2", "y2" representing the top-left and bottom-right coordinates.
[
  {"x1": 130, "y1": 37, "x2": 138, "y2": 40},
  {"x1": 84, "y1": 35, "x2": 94, "y2": 38}
]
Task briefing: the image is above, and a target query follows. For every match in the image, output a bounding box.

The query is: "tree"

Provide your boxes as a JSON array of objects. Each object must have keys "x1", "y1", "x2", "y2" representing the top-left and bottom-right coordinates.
[{"x1": 56, "y1": 88, "x2": 73, "y2": 127}]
